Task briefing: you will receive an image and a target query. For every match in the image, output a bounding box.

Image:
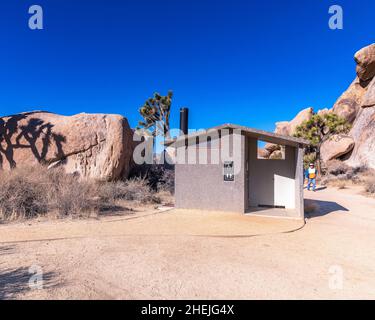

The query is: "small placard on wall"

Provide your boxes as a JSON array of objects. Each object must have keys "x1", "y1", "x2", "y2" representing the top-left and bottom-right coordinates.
[{"x1": 224, "y1": 161, "x2": 234, "y2": 181}]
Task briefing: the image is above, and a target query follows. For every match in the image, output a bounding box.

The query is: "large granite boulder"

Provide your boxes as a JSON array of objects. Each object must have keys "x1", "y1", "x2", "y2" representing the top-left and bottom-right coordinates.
[
  {"x1": 0, "y1": 111, "x2": 134, "y2": 180},
  {"x1": 288, "y1": 107, "x2": 314, "y2": 135},
  {"x1": 354, "y1": 43, "x2": 375, "y2": 82},
  {"x1": 257, "y1": 147, "x2": 270, "y2": 159},
  {"x1": 264, "y1": 143, "x2": 279, "y2": 154},
  {"x1": 274, "y1": 121, "x2": 290, "y2": 136},
  {"x1": 320, "y1": 134, "x2": 355, "y2": 163},
  {"x1": 269, "y1": 150, "x2": 283, "y2": 160},
  {"x1": 317, "y1": 108, "x2": 331, "y2": 117},
  {"x1": 263, "y1": 108, "x2": 313, "y2": 159},
  {"x1": 274, "y1": 107, "x2": 314, "y2": 137}
]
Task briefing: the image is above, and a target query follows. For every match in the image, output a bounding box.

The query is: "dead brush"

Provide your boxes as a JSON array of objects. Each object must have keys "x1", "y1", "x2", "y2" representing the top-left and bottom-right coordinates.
[
  {"x1": 322, "y1": 160, "x2": 373, "y2": 189},
  {"x1": 328, "y1": 179, "x2": 347, "y2": 190},
  {"x1": 0, "y1": 165, "x2": 164, "y2": 222},
  {"x1": 0, "y1": 167, "x2": 48, "y2": 220},
  {"x1": 98, "y1": 177, "x2": 161, "y2": 205},
  {"x1": 0, "y1": 165, "x2": 99, "y2": 221}
]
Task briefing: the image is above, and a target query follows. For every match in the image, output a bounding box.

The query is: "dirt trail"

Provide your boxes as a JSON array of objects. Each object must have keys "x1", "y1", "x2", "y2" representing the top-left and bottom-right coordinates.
[{"x1": 1, "y1": 186, "x2": 375, "y2": 299}]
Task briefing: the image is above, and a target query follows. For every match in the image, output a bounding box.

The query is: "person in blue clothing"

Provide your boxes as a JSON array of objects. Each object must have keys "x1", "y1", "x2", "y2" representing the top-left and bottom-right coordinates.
[{"x1": 305, "y1": 163, "x2": 317, "y2": 191}]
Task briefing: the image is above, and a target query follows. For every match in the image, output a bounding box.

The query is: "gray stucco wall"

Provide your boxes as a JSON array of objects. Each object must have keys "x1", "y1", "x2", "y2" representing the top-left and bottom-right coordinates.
[{"x1": 175, "y1": 132, "x2": 246, "y2": 212}]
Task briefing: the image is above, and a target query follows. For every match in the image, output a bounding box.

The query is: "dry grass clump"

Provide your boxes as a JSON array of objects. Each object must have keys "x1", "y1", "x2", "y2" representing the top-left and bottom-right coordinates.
[{"x1": 0, "y1": 165, "x2": 163, "y2": 222}]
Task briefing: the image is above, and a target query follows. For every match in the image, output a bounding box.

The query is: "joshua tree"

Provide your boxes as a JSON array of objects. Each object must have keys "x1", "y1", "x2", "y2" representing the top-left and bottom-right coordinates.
[
  {"x1": 136, "y1": 91, "x2": 174, "y2": 164},
  {"x1": 137, "y1": 91, "x2": 173, "y2": 139},
  {"x1": 294, "y1": 113, "x2": 351, "y2": 174}
]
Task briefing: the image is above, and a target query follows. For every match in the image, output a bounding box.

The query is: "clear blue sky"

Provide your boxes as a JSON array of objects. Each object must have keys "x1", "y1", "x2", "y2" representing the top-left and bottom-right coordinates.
[{"x1": 1, "y1": 0, "x2": 374, "y2": 132}]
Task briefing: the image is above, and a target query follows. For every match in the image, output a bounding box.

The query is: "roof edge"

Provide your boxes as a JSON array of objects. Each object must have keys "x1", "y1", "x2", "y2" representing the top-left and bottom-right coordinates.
[{"x1": 165, "y1": 123, "x2": 310, "y2": 147}]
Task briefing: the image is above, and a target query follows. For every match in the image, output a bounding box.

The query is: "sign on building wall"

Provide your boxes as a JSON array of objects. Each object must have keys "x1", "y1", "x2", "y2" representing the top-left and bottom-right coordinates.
[{"x1": 224, "y1": 161, "x2": 234, "y2": 181}]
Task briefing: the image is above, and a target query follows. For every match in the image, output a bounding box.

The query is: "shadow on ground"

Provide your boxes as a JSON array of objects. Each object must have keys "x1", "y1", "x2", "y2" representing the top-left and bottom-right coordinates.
[
  {"x1": 305, "y1": 199, "x2": 349, "y2": 219},
  {"x1": 0, "y1": 245, "x2": 59, "y2": 299},
  {"x1": 98, "y1": 205, "x2": 138, "y2": 218},
  {"x1": 304, "y1": 186, "x2": 327, "y2": 192},
  {"x1": 0, "y1": 267, "x2": 58, "y2": 300},
  {"x1": 0, "y1": 245, "x2": 15, "y2": 256}
]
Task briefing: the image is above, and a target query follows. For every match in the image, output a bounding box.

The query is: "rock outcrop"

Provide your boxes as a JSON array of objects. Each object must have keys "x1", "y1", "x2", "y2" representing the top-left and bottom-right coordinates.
[
  {"x1": 346, "y1": 106, "x2": 375, "y2": 169},
  {"x1": 0, "y1": 111, "x2": 134, "y2": 180},
  {"x1": 362, "y1": 77, "x2": 375, "y2": 108},
  {"x1": 320, "y1": 134, "x2": 355, "y2": 162},
  {"x1": 344, "y1": 43, "x2": 375, "y2": 169}
]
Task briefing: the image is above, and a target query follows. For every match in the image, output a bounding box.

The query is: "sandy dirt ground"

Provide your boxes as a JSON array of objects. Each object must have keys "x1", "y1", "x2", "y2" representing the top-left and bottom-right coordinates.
[{"x1": 1, "y1": 186, "x2": 375, "y2": 300}]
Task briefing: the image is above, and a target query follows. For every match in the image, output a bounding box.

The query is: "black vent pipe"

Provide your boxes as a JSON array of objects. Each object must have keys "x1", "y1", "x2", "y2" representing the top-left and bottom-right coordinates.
[{"x1": 179, "y1": 107, "x2": 188, "y2": 135}]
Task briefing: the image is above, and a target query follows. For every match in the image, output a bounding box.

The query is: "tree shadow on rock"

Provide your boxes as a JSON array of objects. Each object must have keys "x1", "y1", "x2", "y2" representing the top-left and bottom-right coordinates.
[{"x1": 0, "y1": 112, "x2": 66, "y2": 169}]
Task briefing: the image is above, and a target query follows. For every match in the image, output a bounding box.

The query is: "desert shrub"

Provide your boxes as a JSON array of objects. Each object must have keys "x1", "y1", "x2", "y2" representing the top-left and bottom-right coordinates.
[
  {"x1": 321, "y1": 160, "x2": 373, "y2": 188},
  {"x1": 365, "y1": 179, "x2": 375, "y2": 194},
  {"x1": 48, "y1": 171, "x2": 99, "y2": 216},
  {"x1": 0, "y1": 166, "x2": 99, "y2": 221},
  {"x1": 156, "y1": 168, "x2": 174, "y2": 194},
  {"x1": 0, "y1": 165, "x2": 166, "y2": 222},
  {"x1": 325, "y1": 160, "x2": 351, "y2": 176},
  {"x1": 98, "y1": 178, "x2": 161, "y2": 204},
  {"x1": 129, "y1": 163, "x2": 175, "y2": 194},
  {"x1": 325, "y1": 159, "x2": 369, "y2": 177},
  {"x1": 0, "y1": 167, "x2": 48, "y2": 220}
]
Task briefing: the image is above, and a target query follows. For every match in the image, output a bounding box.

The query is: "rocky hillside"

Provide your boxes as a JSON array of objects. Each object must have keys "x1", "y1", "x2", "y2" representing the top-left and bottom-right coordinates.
[{"x1": 266, "y1": 43, "x2": 375, "y2": 169}]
